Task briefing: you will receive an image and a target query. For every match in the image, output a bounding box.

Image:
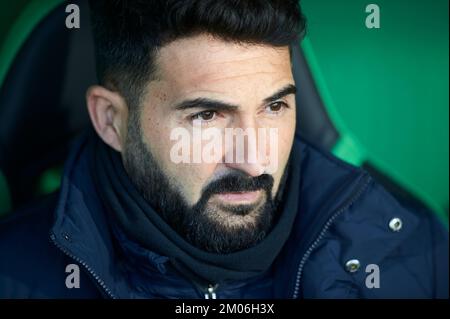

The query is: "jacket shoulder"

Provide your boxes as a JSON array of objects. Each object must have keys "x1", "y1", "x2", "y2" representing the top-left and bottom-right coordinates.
[
  {"x1": 0, "y1": 193, "x2": 58, "y2": 250},
  {"x1": 345, "y1": 176, "x2": 448, "y2": 298},
  {"x1": 0, "y1": 193, "x2": 58, "y2": 251},
  {"x1": 354, "y1": 180, "x2": 448, "y2": 298},
  {"x1": 296, "y1": 138, "x2": 448, "y2": 298},
  {"x1": 0, "y1": 193, "x2": 88, "y2": 298}
]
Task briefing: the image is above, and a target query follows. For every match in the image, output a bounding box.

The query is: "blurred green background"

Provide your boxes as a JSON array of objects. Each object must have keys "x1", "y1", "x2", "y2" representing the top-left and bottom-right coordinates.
[
  {"x1": 0, "y1": 0, "x2": 448, "y2": 219},
  {"x1": 301, "y1": 0, "x2": 449, "y2": 220},
  {"x1": 0, "y1": 0, "x2": 32, "y2": 43}
]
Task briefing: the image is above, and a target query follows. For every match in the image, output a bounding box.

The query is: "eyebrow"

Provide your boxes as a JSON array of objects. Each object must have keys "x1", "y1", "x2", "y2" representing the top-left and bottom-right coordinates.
[
  {"x1": 173, "y1": 84, "x2": 297, "y2": 112},
  {"x1": 263, "y1": 84, "x2": 297, "y2": 104},
  {"x1": 174, "y1": 98, "x2": 239, "y2": 112}
]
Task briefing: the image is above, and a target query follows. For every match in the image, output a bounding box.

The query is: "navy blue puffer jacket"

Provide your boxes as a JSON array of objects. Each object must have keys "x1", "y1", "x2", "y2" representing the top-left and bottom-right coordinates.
[{"x1": 0, "y1": 133, "x2": 448, "y2": 298}]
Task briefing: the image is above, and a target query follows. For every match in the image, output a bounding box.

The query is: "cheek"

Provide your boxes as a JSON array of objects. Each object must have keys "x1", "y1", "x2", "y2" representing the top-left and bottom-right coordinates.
[
  {"x1": 167, "y1": 163, "x2": 217, "y2": 205},
  {"x1": 140, "y1": 117, "x2": 218, "y2": 205},
  {"x1": 139, "y1": 120, "x2": 170, "y2": 167}
]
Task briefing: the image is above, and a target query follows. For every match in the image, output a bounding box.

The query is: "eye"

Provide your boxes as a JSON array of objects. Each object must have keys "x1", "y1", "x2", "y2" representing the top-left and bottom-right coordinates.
[
  {"x1": 191, "y1": 110, "x2": 217, "y2": 122},
  {"x1": 266, "y1": 101, "x2": 288, "y2": 114}
]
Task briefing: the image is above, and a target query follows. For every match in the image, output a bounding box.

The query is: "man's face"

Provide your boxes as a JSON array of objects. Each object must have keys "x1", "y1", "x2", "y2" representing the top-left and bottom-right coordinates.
[{"x1": 122, "y1": 34, "x2": 296, "y2": 253}]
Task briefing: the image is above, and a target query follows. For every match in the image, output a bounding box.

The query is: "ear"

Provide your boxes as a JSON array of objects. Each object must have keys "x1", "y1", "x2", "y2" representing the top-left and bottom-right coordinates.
[{"x1": 86, "y1": 85, "x2": 128, "y2": 152}]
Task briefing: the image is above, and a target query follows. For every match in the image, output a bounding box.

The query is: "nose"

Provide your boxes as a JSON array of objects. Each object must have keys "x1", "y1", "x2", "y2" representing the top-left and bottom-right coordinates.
[
  {"x1": 222, "y1": 117, "x2": 272, "y2": 177},
  {"x1": 224, "y1": 157, "x2": 266, "y2": 177}
]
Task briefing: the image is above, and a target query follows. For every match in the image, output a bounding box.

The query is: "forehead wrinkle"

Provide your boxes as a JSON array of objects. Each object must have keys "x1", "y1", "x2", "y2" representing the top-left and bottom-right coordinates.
[
  {"x1": 153, "y1": 36, "x2": 293, "y2": 106},
  {"x1": 186, "y1": 58, "x2": 290, "y2": 86},
  {"x1": 203, "y1": 71, "x2": 281, "y2": 84},
  {"x1": 203, "y1": 53, "x2": 281, "y2": 66},
  {"x1": 158, "y1": 46, "x2": 290, "y2": 83},
  {"x1": 170, "y1": 59, "x2": 279, "y2": 83}
]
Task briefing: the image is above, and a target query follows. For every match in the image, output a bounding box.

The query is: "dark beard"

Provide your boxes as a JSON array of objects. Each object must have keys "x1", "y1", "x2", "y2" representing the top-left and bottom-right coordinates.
[{"x1": 122, "y1": 115, "x2": 281, "y2": 254}]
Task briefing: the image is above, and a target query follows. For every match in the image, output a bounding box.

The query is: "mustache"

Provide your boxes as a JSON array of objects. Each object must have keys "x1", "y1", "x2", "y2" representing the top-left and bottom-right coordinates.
[{"x1": 200, "y1": 171, "x2": 274, "y2": 202}]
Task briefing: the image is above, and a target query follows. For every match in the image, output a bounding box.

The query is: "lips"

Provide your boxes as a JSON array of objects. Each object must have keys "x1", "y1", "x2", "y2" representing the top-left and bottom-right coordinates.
[{"x1": 213, "y1": 190, "x2": 262, "y2": 204}]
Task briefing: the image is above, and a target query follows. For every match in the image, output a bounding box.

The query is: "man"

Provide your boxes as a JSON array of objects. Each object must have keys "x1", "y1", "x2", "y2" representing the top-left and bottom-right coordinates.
[{"x1": 0, "y1": 0, "x2": 448, "y2": 299}]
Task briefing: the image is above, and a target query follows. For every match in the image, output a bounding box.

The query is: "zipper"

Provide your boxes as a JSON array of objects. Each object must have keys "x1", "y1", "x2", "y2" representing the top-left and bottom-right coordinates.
[
  {"x1": 50, "y1": 232, "x2": 116, "y2": 299},
  {"x1": 204, "y1": 284, "x2": 219, "y2": 299},
  {"x1": 291, "y1": 174, "x2": 372, "y2": 299}
]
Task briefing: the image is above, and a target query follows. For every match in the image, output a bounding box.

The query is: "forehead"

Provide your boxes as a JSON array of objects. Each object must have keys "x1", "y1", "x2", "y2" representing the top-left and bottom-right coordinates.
[{"x1": 153, "y1": 34, "x2": 293, "y2": 101}]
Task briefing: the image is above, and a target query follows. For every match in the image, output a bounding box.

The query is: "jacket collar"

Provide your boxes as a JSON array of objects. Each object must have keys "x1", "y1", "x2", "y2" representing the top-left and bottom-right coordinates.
[
  {"x1": 49, "y1": 132, "x2": 361, "y2": 298},
  {"x1": 50, "y1": 132, "x2": 419, "y2": 298},
  {"x1": 50, "y1": 132, "x2": 126, "y2": 298}
]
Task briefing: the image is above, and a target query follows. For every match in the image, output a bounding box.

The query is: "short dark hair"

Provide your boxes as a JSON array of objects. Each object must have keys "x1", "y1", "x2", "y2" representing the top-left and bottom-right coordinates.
[{"x1": 89, "y1": 0, "x2": 306, "y2": 111}]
